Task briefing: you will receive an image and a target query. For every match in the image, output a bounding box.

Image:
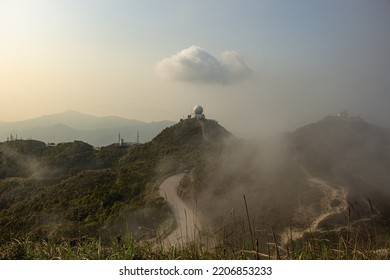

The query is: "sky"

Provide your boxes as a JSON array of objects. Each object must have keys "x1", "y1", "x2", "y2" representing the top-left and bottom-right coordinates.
[{"x1": 1, "y1": 0, "x2": 389, "y2": 137}]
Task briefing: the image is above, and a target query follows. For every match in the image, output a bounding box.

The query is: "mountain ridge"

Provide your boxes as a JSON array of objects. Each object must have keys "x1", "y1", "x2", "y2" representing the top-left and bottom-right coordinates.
[{"x1": 0, "y1": 110, "x2": 175, "y2": 146}]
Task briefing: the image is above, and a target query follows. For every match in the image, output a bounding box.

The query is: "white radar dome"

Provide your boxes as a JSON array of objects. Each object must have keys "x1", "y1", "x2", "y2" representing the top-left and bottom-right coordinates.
[{"x1": 193, "y1": 105, "x2": 204, "y2": 115}]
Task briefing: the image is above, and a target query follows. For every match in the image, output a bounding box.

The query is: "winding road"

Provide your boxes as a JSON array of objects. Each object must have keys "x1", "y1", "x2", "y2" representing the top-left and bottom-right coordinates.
[
  {"x1": 281, "y1": 167, "x2": 348, "y2": 244},
  {"x1": 306, "y1": 176, "x2": 348, "y2": 230},
  {"x1": 158, "y1": 173, "x2": 202, "y2": 246}
]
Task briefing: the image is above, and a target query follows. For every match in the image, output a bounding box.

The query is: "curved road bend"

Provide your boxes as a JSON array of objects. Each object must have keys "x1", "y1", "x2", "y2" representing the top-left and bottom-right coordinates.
[
  {"x1": 159, "y1": 173, "x2": 202, "y2": 246},
  {"x1": 281, "y1": 167, "x2": 348, "y2": 245}
]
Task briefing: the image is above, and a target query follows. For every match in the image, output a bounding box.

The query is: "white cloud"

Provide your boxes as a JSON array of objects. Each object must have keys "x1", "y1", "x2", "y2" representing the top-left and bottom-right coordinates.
[{"x1": 155, "y1": 46, "x2": 252, "y2": 85}]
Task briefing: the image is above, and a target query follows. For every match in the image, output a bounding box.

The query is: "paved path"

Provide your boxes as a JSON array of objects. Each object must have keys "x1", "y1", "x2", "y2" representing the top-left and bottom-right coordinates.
[{"x1": 159, "y1": 173, "x2": 202, "y2": 246}]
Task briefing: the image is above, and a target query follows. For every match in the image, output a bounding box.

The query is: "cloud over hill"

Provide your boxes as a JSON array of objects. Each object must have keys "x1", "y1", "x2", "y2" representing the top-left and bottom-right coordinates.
[{"x1": 155, "y1": 46, "x2": 252, "y2": 85}]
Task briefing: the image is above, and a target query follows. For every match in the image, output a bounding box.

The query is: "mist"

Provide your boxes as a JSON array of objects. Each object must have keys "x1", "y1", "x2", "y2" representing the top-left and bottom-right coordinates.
[
  {"x1": 183, "y1": 116, "x2": 390, "y2": 244},
  {"x1": 0, "y1": 141, "x2": 56, "y2": 179},
  {"x1": 190, "y1": 137, "x2": 305, "y2": 232}
]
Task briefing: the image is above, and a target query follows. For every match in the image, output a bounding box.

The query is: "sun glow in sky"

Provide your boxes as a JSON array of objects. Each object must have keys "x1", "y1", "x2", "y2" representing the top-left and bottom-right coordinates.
[{"x1": 1, "y1": 0, "x2": 389, "y2": 136}]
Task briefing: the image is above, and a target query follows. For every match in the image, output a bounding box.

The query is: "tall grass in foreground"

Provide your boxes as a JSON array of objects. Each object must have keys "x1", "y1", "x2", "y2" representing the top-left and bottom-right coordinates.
[
  {"x1": 1, "y1": 226, "x2": 388, "y2": 260},
  {"x1": 0, "y1": 235, "x2": 215, "y2": 260},
  {"x1": 1, "y1": 195, "x2": 388, "y2": 260}
]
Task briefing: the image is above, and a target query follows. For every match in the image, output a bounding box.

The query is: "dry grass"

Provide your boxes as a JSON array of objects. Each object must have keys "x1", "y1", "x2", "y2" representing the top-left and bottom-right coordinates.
[{"x1": 1, "y1": 220, "x2": 388, "y2": 260}]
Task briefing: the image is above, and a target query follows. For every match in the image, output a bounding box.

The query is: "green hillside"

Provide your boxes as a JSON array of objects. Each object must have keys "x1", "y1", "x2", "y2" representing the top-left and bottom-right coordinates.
[
  {"x1": 1, "y1": 116, "x2": 389, "y2": 260},
  {"x1": 0, "y1": 140, "x2": 132, "y2": 242},
  {"x1": 0, "y1": 118, "x2": 230, "y2": 246}
]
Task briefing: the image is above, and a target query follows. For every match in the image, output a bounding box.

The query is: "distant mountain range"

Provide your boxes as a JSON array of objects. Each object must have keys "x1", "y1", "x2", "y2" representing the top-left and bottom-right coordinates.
[{"x1": 0, "y1": 110, "x2": 175, "y2": 146}]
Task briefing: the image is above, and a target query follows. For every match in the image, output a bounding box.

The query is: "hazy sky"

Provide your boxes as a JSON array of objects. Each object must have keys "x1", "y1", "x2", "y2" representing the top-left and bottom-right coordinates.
[{"x1": 1, "y1": 0, "x2": 389, "y2": 137}]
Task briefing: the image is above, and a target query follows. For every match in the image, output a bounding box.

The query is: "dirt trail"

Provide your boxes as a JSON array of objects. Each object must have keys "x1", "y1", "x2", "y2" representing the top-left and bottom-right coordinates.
[
  {"x1": 282, "y1": 168, "x2": 348, "y2": 244},
  {"x1": 197, "y1": 119, "x2": 213, "y2": 144},
  {"x1": 159, "y1": 173, "x2": 202, "y2": 246}
]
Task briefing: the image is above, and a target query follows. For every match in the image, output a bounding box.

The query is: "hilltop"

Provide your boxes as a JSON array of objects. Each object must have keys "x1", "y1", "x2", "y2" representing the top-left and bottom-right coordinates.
[{"x1": 290, "y1": 116, "x2": 390, "y2": 214}]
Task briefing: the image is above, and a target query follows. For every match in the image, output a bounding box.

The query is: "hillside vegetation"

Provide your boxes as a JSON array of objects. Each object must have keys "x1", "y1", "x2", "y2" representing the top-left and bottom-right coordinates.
[
  {"x1": 0, "y1": 140, "x2": 139, "y2": 242},
  {"x1": 1, "y1": 116, "x2": 389, "y2": 259},
  {"x1": 0, "y1": 119, "x2": 230, "y2": 245}
]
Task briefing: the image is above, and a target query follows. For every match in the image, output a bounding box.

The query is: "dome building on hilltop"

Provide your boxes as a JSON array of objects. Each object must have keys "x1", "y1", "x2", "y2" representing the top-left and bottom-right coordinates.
[{"x1": 192, "y1": 105, "x2": 205, "y2": 120}]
